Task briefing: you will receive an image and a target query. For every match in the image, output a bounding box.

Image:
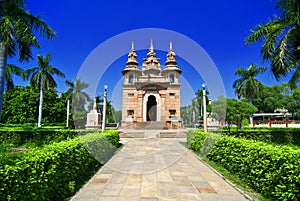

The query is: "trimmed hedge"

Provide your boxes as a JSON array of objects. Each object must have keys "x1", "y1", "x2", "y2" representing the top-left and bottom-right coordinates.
[
  {"x1": 221, "y1": 127, "x2": 300, "y2": 146},
  {"x1": 187, "y1": 130, "x2": 300, "y2": 201},
  {"x1": 0, "y1": 130, "x2": 120, "y2": 201},
  {"x1": 0, "y1": 128, "x2": 90, "y2": 148}
]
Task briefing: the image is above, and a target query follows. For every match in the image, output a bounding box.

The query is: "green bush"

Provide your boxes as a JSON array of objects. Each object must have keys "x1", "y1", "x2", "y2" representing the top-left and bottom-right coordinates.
[
  {"x1": 0, "y1": 127, "x2": 85, "y2": 148},
  {"x1": 222, "y1": 127, "x2": 300, "y2": 146},
  {"x1": 187, "y1": 130, "x2": 300, "y2": 201},
  {"x1": 0, "y1": 130, "x2": 120, "y2": 201}
]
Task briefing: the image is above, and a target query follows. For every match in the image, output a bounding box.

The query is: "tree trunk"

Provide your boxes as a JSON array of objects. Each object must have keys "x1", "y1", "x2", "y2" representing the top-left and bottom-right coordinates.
[
  {"x1": 0, "y1": 42, "x2": 7, "y2": 118},
  {"x1": 38, "y1": 79, "x2": 43, "y2": 127}
]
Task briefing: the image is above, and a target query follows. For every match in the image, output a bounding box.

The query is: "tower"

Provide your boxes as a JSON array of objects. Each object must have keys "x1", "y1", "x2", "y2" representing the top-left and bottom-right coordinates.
[{"x1": 121, "y1": 41, "x2": 182, "y2": 129}]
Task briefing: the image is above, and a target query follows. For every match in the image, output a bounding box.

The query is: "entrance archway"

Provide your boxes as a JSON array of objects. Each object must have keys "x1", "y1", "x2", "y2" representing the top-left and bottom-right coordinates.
[{"x1": 147, "y1": 95, "x2": 157, "y2": 121}]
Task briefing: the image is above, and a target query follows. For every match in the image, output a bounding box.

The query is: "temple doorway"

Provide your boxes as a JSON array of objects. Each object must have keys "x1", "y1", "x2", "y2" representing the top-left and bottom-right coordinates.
[{"x1": 147, "y1": 95, "x2": 157, "y2": 121}]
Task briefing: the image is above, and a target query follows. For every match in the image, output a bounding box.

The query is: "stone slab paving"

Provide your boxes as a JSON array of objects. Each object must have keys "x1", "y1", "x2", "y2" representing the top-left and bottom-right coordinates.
[{"x1": 71, "y1": 138, "x2": 249, "y2": 201}]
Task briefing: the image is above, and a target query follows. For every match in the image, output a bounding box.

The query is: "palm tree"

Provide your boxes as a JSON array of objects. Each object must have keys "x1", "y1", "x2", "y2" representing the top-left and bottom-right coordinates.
[
  {"x1": 5, "y1": 64, "x2": 23, "y2": 90},
  {"x1": 233, "y1": 64, "x2": 267, "y2": 104},
  {"x1": 246, "y1": 0, "x2": 300, "y2": 88},
  {"x1": 66, "y1": 78, "x2": 90, "y2": 111},
  {"x1": 0, "y1": 0, "x2": 55, "y2": 116},
  {"x1": 65, "y1": 78, "x2": 90, "y2": 128},
  {"x1": 24, "y1": 53, "x2": 64, "y2": 127}
]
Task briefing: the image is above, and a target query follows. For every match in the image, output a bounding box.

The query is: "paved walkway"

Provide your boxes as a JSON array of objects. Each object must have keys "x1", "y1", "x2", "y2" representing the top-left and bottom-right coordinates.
[{"x1": 71, "y1": 138, "x2": 249, "y2": 201}]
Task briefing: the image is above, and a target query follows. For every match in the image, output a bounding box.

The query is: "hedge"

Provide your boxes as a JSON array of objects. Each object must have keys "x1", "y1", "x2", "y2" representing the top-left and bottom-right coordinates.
[
  {"x1": 221, "y1": 127, "x2": 300, "y2": 146},
  {"x1": 0, "y1": 128, "x2": 90, "y2": 148},
  {"x1": 187, "y1": 130, "x2": 300, "y2": 201},
  {"x1": 0, "y1": 130, "x2": 120, "y2": 201}
]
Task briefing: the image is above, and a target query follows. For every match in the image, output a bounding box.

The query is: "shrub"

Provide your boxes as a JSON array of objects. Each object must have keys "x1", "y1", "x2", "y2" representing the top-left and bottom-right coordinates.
[
  {"x1": 0, "y1": 127, "x2": 86, "y2": 148},
  {"x1": 222, "y1": 127, "x2": 300, "y2": 146},
  {"x1": 187, "y1": 130, "x2": 300, "y2": 201},
  {"x1": 0, "y1": 130, "x2": 120, "y2": 201}
]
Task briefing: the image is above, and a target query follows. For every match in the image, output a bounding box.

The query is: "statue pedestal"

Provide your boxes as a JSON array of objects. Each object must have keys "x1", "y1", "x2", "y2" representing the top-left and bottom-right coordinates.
[{"x1": 85, "y1": 100, "x2": 101, "y2": 129}]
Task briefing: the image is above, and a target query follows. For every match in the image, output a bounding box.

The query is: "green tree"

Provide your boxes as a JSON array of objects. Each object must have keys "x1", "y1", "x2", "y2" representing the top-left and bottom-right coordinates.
[
  {"x1": 5, "y1": 64, "x2": 23, "y2": 90},
  {"x1": 252, "y1": 84, "x2": 285, "y2": 113},
  {"x1": 1, "y1": 86, "x2": 65, "y2": 124},
  {"x1": 67, "y1": 78, "x2": 90, "y2": 111},
  {"x1": 65, "y1": 78, "x2": 90, "y2": 128},
  {"x1": 210, "y1": 96, "x2": 227, "y2": 122},
  {"x1": 246, "y1": 0, "x2": 300, "y2": 88},
  {"x1": 211, "y1": 97, "x2": 257, "y2": 129},
  {"x1": 23, "y1": 53, "x2": 65, "y2": 127},
  {"x1": 0, "y1": 0, "x2": 55, "y2": 116},
  {"x1": 226, "y1": 98, "x2": 257, "y2": 129},
  {"x1": 233, "y1": 64, "x2": 267, "y2": 103}
]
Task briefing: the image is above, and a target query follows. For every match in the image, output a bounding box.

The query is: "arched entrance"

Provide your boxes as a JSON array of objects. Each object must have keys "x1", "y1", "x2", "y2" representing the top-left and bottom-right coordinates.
[{"x1": 147, "y1": 95, "x2": 157, "y2": 121}]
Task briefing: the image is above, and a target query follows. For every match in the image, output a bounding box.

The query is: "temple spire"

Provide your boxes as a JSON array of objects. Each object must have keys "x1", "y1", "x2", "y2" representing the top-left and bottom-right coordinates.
[
  {"x1": 126, "y1": 41, "x2": 138, "y2": 66},
  {"x1": 165, "y1": 41, "x2": 177, "y2": 66},
  {"x1": 147, "y1": 40, "x2": 156, "y2": 57}
]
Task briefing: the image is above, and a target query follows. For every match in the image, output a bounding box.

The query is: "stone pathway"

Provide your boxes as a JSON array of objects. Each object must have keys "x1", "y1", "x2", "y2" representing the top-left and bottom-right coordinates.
[{"x1": 71, "y1": 138, "x2": 249, "y2": 201}]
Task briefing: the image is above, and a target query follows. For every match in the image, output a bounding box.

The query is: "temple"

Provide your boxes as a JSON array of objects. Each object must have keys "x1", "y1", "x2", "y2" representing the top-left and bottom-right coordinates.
[{"x1": 121, "y1": 41, "x2": 182, "y2": 129}]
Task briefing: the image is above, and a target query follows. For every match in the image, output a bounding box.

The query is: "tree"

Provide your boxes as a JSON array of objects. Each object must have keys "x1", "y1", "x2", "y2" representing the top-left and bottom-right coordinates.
[
  {"x1": 195, "y1": 88, "x2": 209, "y2": 116},
  {"x1": 210, "y1": 96, "x2": 227, "y2": 122},
  {"x1": 66, "y1": 78, "x2": 90, "y2": 111},
  {"x1": 65, "y1": 78, "x2": 90, "y2": 128},
  {"x1": 23, "y1": 53, "x2": 64, "y2": 127},
  {"x1": 233, "y1": 64, "x2": 267, "y2": 103},
  {"x1": 252, "y1": 84, "x2": 285, "y2": 113},
  {"x1": 212, "y1": 97, "x2": 257, "y2": 130},
  {"x1": 246, "y1": 0, "x2": 300, "y2": 88},
  {"x1": 0, "y1": 0, "x2": 55, "y2": 116},
  {"x1": 1, "y1": 86, "x2": 66, "y2": 124},
  {"x1": 5, "y1": 64, "x2": 23, "y2": 90}
]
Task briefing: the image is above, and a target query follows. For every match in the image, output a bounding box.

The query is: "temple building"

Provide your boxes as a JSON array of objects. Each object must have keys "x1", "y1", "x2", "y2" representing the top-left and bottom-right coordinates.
[{"x1": 121, "y1": 41, "x2": 182, "y2": 129}]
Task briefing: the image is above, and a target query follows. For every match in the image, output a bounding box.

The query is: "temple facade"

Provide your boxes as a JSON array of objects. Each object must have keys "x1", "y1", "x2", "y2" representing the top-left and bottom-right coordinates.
[{"x1": 121, "y1": 41, "x2": 182, "y2": 129}]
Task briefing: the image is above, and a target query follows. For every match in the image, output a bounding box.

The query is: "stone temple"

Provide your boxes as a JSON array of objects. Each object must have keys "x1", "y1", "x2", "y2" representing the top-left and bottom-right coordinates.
[{"x1": 121, "y1": 41, "x2": 182, "y2": 129}]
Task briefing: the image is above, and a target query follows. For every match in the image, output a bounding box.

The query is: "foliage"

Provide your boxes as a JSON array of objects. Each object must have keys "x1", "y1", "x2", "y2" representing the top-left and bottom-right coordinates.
[
  {"x1": 0, "y1": 130, "x2": 120, "y2": 201},
  {"x1": 67, "y1": 78, "x2": 90, "y2": 111},
  {"x1": 210, "y1": 96, "x2": 226, "y2": 122},
  {"x1": 23, "y1": 53, "x2": 65, "y2": 127},
  {"x1": 187, "y1": 130, "x2": 300, "y2": 200},
  {"x1": 0, "y1": 127, "x2": 81, "y2": 149},
  {"x1": 0, "y1": 86, "x2": 67, "y2": 124},
  {"x1": 23, "y1": 53, "x2": 65, "y2": 90},
  {"x1": 0, "y1": 0, "x2": 55, "y2": 115},
  {"x1": 211, "y1": 96, "x2": 257, "y2": 126},
  {"x1": 233, "y1": 64, "x2": 267, "y2": 103},
  {"x1": 222, "y1": 127, "x2": 300, "y2": 146},
  {"x1": 252, "y1": 84, "x2": 300, "y2": 118},
  {"x1": 246, "y1": 0, "x2": 300, "y2": 87},
  {"x1": 5, "y1": 64, "x2": 23, "y2": 91}
]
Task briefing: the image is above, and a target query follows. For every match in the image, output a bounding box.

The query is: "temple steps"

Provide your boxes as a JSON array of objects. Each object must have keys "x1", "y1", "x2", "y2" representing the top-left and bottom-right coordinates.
[
  {"x1": 119, "y1": 129, "x2": 187, "y2": 138},
  {"x1": 135, "y1": 121, "x2": 168, "y2": 130}
]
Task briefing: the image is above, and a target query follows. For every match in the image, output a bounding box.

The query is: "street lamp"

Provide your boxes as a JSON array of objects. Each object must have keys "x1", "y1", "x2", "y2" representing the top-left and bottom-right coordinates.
[
  {"x1": 202, "y1": 83, "x2": 208, "y2": 132},
  {"x1": 66, "y1": 99, "x2": 70, "y2": 127},
  {"x1": 102, "y1": 85, "x2": 108, "y2": 132}
]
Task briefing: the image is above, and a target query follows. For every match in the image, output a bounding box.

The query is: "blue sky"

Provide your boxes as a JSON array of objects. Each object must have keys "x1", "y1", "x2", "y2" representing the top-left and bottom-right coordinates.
[{"x1": 11, "y1": 0, "x2": 285, "y2": 109}]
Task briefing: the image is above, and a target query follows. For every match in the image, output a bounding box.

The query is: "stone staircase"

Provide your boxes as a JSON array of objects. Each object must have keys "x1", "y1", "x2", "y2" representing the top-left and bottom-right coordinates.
[
  {"x1": 135, "y1": 121, "x2": 168, "y2": 130},
  {"x1": 119, "y1": 129, "x2": 187, "y2": 138}
]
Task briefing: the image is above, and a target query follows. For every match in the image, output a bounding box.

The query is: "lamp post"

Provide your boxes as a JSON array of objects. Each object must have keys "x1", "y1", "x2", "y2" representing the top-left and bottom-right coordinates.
[
  {"x1": 102, "y1": 85, "x2": 108, "y2": 132},
  {"x1": 66, "y1": 99, "x2": 70, "y2": 127},
  {"x1": 202, "y1": 83, "x2": 208, "y2": 132}
]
